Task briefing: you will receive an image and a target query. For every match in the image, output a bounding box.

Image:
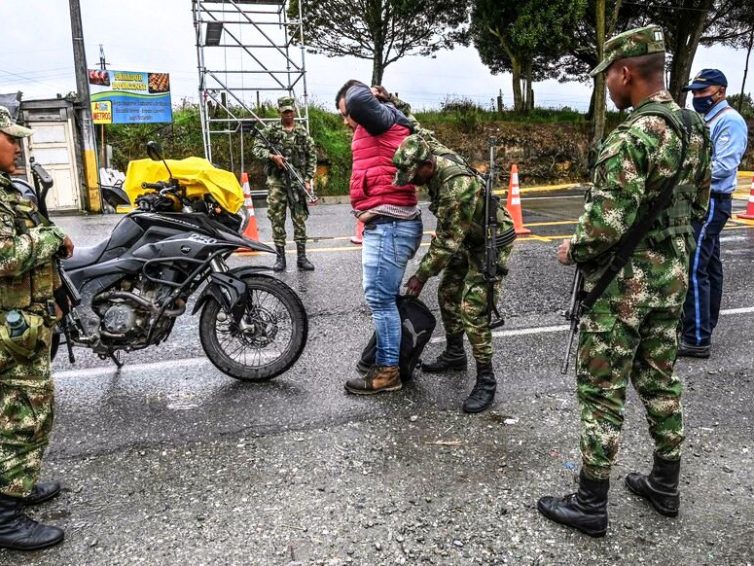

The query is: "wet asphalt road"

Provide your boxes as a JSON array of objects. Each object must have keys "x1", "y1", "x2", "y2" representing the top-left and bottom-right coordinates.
[{"x1": 5, "y1": 188, "x2": 754, "y2": 565}]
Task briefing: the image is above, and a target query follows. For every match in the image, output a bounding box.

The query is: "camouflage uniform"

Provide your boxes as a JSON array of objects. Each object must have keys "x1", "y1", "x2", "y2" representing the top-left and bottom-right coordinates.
[
  {"x1": 394, "y1": 136, "x2": 515, "y2": 364},
  {"x1": 251, "y1": 98, "x2": 316, "y2": 248},
  {"x1": 569, "y1": 95, "x2": 711, "y2": 480},
  {"x1": 0, "y1": 172, "x2": 66, "y2": 497}
]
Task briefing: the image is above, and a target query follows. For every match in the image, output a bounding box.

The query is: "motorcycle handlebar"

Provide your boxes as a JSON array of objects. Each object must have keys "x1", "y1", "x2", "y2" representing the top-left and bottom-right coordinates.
[{"x1": 141, "y1": 182, "x2": 166, "y2": 190}]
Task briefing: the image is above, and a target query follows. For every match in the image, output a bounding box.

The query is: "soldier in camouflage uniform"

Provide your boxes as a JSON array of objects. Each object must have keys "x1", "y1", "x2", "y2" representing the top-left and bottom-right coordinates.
[
  {"x1": 537, "y1": 26, "x2": 711, "y2": 537},
  {"x1": 0, "y1": 106, "x2": 74, "y2": 550},
  {"x1": 394, "y1": 135, "x2": 516, "y2": 413},
  {"x1": 251, "y1": 96, "x2": 317, "y2": 271}
]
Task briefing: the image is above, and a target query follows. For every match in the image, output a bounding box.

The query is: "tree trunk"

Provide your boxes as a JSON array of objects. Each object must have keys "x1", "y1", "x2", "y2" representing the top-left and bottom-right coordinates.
[
  {"x1": 511, "y1": 57, "x2": 523, "y2": 112},
  {"x1": 668, "y1": 0, "x2": 713, "y2": 106},
  {"x1": 740, "y1": 29, "x2": 754, "y2": 113},
  {"x1": 371, "y1": 57, "x2": 384, "y2": 86},
  {"x1": 592, "y1": 0, "x2": 606, "y2": 145}
]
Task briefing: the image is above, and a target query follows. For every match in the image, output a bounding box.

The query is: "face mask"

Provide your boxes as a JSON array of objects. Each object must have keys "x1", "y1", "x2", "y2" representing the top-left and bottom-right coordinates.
[{"x1": 692, "y1": 94, "x2": 716, "y2": 114}]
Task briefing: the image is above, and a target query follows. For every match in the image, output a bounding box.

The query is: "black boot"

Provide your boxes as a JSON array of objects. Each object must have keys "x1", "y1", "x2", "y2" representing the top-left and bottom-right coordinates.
[
  {"x1": 20, "y1": 481, "x2": 61, "y2": 506},
  {"x1": 625, "y1": 454, "x2": 680, "y2": 517},
  {"x1": 0, "y1": 493, "x2": 64, "y2": 551},
  {"x1": 422, "y1": 333, "x2": 467, "y2": 373},
  {"x1": 537, "y1": 470, "x2": 609, "y2": 537},
  {"x1": 296, "y1": 244, "x2": 314, "y2": 271},
  {"x1": 272, "y1": 245, "x2": 286, "y2": 272},
  {"x1": 462, "y1": 361, "x2": 496, "y2": 413}
]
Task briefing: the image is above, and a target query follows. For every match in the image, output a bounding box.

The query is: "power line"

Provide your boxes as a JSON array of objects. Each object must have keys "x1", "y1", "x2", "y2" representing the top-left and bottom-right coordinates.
[{"x1": 621, "y1": 1, "x2": 715, "y2": 13}]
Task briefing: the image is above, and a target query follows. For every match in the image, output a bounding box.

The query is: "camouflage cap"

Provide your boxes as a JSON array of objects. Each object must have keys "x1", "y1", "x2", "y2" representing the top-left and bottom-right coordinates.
[
  {"x1": 393, "y1": 134, "x2": 432, "y2": 186},
  {"x1": 0, "y1": 106, "x2": 33, "y2": 138},
  {"x1": 590, "y1": 24, "x2": 665, "y2": 77},
  {"x1": 277, "y1": 96, "x2": 295, "y2": 112}
]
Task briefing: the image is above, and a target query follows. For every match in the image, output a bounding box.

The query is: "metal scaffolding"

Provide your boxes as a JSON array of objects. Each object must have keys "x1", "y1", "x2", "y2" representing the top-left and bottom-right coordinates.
[{"x1": 192, "y1": 0, "x2": 309, "y2": 172}]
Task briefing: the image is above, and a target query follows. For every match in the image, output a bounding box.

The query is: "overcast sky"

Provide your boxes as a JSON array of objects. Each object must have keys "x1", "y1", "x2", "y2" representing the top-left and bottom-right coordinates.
[{"x1": 2, "y1": 0, "x2": 750, "y2": 114}]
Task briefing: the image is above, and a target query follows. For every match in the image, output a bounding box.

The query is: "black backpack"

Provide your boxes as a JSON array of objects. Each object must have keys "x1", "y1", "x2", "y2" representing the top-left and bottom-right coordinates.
[{"x1": 359, "y1": 296, "x2": 437, "y2": 381}]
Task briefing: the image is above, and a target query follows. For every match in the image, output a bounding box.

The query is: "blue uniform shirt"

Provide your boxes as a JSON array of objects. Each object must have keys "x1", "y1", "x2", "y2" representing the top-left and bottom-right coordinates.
[{"x1": 705, "y1": 100, "x2": 748, "y2": 194}]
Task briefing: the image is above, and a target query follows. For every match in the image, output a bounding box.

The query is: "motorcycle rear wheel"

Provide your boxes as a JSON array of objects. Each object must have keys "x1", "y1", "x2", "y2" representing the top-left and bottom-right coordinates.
[{"x1": 199, "y1": 273, "x2": 307, "y2": 381}]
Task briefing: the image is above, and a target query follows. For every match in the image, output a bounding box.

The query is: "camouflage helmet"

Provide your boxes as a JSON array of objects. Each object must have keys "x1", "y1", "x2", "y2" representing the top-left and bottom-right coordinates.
[
  {"x1": 590, "y1": 24, "x2": 665, "y2": 76},
  {"x1": 393, "y1": 134, "x2": 432, "y2": 186},
  {"x1": 277, "y1": 96, "x2": 296, "y2": 112},
  {"x1": 0, "y1": 106, "x2": 33, "y2": 138}
]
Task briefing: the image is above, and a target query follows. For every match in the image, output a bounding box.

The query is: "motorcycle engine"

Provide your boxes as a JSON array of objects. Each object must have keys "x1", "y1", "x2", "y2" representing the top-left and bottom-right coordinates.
[{"x1": 102, "y1": 303, "x2": 138, "y2": 335}]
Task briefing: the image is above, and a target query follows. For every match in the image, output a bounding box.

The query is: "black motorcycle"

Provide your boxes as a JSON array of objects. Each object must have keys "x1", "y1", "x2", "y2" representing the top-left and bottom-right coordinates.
[{"x1": 32, "y1": 146, "x2": 307, "y2": 381}]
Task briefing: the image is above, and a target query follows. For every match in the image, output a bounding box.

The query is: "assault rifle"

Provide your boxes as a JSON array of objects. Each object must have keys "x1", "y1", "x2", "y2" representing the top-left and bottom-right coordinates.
[
  {"x1": 242, "y1": 122, "x2": 318, "y2": 205},
  {"x1": 483, "y1": 138, "x2": 510, "y2": 330},
  {"x1": 561, "y1": 268, "x2": 584, "y2": 374},
  {"x1": 29, "y1": 159, "x2": 81, "y2": 363}
]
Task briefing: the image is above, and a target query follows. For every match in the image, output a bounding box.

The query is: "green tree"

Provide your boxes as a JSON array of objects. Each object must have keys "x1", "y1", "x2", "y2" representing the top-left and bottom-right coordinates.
[
  {"x1": 289, "y1": 0, "x2": 469, "y2": 85},
  {"x1": 617, "y1": 0, "x2": 754, "y2": 104},
  {"x1": 469, "y1": 0, "x2": 587, "y2": 112}
]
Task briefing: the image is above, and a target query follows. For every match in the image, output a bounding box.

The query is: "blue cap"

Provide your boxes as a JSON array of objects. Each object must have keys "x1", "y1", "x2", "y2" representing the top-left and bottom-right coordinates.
[{"x1": 683, "y1": 69, "x2": 728, "y2": 91}]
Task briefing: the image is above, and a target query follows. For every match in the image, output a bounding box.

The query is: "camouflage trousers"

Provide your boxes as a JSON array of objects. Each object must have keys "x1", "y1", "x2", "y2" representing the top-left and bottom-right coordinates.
[
  {"x1": 577, "y1": 304, "x2": 685, "y2": 481},
  {"x1": 266, "y1": 179, "x2": 308, "y2": 248},
  {"x1": 437, "y1": 244, "x2": 512, "y2": 364},
  {"x1": 0, "y1": 323, "x2": 54, "y2": 498}
]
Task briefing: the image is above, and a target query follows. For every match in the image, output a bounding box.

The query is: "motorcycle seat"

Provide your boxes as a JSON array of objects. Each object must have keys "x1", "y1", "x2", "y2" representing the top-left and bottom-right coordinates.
[{"x1": 62, "y1": 239, "x2": 109, "y2": 270}]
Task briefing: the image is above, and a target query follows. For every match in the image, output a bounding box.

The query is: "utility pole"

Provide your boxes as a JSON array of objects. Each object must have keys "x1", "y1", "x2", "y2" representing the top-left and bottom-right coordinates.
[
  {"x1": 98, "y1": 44, "x2": 108, "y2": 169},
  {"x1": 69, "y1": 0, "x2": 102, "y2": 212}
]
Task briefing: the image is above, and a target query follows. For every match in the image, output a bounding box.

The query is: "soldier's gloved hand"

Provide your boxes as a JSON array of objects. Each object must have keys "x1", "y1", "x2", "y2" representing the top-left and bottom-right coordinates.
[
  {"x1": 270, "y1": 154, "x2": 286, "y2": 170},
  {"x1": 57, "y1": 235, "x2": 74, "y2": 259},
  {"x1": 557, "y1": 239, "x2": 573, "y2": 266},
  {"x1": 405, "y1": 275, "x2": 424, "y2": 297}
]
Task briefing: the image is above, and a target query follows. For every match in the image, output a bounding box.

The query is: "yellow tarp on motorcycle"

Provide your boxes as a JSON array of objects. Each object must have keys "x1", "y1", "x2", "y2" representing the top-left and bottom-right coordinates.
[{"x1": 123, "y1": 157, "x2": 244, "y2": 214}]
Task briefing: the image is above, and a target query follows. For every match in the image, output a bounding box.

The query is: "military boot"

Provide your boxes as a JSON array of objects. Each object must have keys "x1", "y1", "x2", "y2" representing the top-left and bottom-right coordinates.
[
  {"x1": 625, "y1": 454, "x2": 680, "y2": 517},
  {"x1": 344, "y1": 365, "x2": 401, "y2": 395},
  {"x1": 20, "y1": 481, "x2": 61, "y2": 506},
  {"x1": 462, "y1": 360, "x2": 496, "y2": 413},
  {"x1": 0, "y1": 493, "x2": 64, "y2": 551},
  {"x1": 422, "y1": 333, "x2": 467, "y2": 373},
  {"x1": 272, "y1": 245, "x2": 286, "y2": 272},
  {"x1": 537, "y1": 470, "x2": 609, "y2": 537},
  {"x1": 296, "y1": 243, "x2": 314, "y2": 271}
]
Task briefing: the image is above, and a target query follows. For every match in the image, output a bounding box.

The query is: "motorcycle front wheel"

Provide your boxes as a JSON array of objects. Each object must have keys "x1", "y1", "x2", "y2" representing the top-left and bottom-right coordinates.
[{"x1": 199, "y1": 273, "x2": 308, "y2": 381}]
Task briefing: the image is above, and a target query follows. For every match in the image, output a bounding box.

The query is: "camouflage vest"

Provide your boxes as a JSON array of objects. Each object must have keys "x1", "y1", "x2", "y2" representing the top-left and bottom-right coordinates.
[
  {"x1": 432, "y1": 153, "x2": 483, "y2": 220},
  {"x1": 623, "y1": 102, "x2": 706, "y2": 247},
  {"x1": 0, "y1": 176, "x2": 58, "y2": 312},
  {"x1": 433, "y1": 153, "x2": 512, "y2": 246},
  {"x1": 264, "y1": 124, "x2": 310, "y2": 177}
]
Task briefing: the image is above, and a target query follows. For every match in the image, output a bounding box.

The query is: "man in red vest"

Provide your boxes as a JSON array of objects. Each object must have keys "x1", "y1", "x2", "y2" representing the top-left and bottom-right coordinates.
[{"x1": 335, "y1": 81, "x2": 422, "y2": 395}]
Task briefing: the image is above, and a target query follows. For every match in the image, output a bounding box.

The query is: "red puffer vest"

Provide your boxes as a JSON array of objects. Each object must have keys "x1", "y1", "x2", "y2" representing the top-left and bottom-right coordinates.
[{"x1": 349, "y1": 123, "x2": 416, "y2": 211}]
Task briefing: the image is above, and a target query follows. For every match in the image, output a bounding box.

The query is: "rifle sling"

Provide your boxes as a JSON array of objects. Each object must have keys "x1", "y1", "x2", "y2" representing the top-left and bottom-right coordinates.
[{"x1": 580, "y1": 110, "x2": 692, "y2": 313}]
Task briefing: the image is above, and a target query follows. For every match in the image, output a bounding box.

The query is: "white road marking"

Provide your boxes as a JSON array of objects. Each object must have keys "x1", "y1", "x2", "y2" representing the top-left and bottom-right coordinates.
[{"x1": 54, "y1": 305, "x2": 754, "y2": 379}]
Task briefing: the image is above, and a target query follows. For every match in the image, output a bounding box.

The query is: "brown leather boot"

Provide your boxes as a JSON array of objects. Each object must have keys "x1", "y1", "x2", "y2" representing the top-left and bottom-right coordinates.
[{"x1": 344, "y1": 365, "x2": 401, "y2": 395}]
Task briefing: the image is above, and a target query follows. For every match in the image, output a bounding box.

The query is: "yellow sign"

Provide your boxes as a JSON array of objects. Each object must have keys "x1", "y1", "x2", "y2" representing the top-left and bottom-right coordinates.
[{"x1": 91, "y1": 101, "x2": 112, "y2": 124}]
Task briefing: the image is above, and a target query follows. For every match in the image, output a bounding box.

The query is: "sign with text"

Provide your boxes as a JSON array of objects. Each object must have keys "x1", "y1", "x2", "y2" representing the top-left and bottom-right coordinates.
[{"x1": 88, "y1": 69, "x2": 172, "y2": 124}]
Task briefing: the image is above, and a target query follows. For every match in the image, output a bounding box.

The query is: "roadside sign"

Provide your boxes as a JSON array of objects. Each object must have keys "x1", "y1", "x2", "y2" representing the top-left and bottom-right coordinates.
[{"x1": 88, "y1": 69, "x2": 172, "y2": 124}]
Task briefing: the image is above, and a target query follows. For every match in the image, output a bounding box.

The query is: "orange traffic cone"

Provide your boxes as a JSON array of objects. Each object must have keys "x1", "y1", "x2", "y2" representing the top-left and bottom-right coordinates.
[
  {"x1": 505, "y1": 164, "x2": 530, "y2": 235},
  {"x1": 737, "y1": 175, "x2": 754, "y2": 220},
  {"x1": 350, "y1": 220, "x2": 364, "y2": 245},
  {"x1": 239, "y1": 172, "x2": 259, "y2": 244}
]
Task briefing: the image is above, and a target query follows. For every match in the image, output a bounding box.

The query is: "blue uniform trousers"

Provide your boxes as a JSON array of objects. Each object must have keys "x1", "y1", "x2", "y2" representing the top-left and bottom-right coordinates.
[{"x1": 681, "y1": 194, "x2": 732, "y2": 347}]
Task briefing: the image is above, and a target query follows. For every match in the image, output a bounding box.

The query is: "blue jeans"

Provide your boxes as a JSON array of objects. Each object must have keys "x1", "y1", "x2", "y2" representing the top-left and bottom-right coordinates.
[
  {"x1": 362, "y1": 218, "x2": 423, "y2": 366},
  {"x1": 682, "y1": 195, "x2": 732, "y2": 346}
]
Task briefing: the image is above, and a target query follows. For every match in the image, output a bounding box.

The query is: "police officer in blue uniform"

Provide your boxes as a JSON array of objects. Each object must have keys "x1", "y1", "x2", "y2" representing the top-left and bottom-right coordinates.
[{"x1": 679, "y1": 69, "x2": 749, "y2": 358}]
